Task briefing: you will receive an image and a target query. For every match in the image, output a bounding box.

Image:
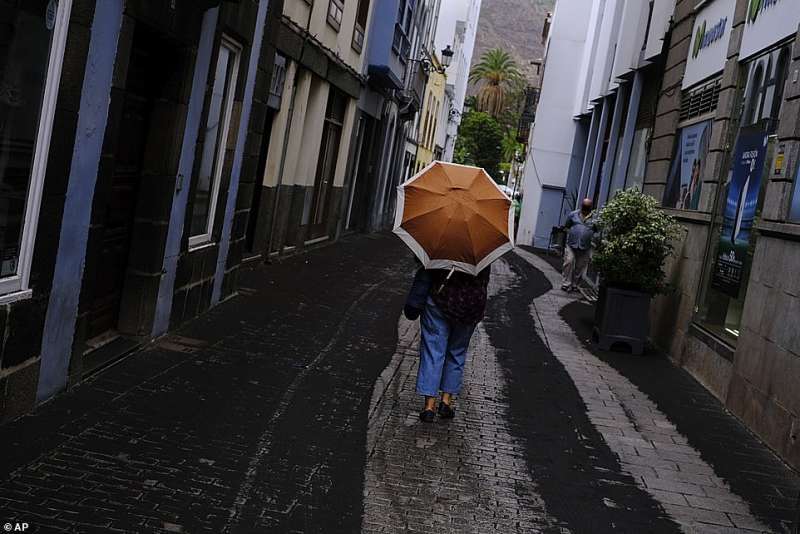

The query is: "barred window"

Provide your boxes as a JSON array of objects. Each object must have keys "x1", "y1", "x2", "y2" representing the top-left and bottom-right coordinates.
[{"x1": 679, "y1": 78, "x2": 721, "y2": 122}]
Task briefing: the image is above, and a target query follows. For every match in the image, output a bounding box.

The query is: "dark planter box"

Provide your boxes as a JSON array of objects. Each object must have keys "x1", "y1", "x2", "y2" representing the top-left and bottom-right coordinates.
[{"x1": 594, "y1": 285, "x2": 650, "y2": 355}]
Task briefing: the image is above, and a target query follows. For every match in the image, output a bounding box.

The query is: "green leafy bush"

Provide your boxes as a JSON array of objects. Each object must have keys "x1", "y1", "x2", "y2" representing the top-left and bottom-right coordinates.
[{"x1": 592, "y1": 188, "x2": 682, "y2": 295}]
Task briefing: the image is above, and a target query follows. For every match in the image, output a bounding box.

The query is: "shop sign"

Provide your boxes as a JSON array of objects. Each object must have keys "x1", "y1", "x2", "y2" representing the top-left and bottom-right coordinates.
[
  {"x1": 683, "y1": 0, "x2": 736, "y2": 89},
  {"x1": 740, "y1": 0, "x2": 800, "y2": 60},
  {"x1": 693, "y1": 18, "x2": 728, "y2": 59},
  {"x1": 663, "y1": 120, "x2": 712, "y2": 210},
  {"x1": 711, "y1": 128, "x2": 769, "y2": 298}
]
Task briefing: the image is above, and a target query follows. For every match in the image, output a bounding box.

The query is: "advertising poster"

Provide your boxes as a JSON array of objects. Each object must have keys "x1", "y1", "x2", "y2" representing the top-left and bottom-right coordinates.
[
  {"x1": 663, "y1": 120, "x2": 712, "y2": 210},
  {"x1": 711, "y1": 128, "x2": 769, "y2": 298},
  {"x1": 789, "y1": 163, "x2": 800, "y2": 222}
]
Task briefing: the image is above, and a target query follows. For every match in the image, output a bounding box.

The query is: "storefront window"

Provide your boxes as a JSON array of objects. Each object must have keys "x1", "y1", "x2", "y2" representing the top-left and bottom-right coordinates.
[
  {"x1": 663, "y1": 120, "x2": 712, "y2": 210},
  {"x1": 625, "y1": 127, "x2": 650, "y2": 191},
  {"x1": 189, "y1": 36, "x2": 241, "y2": 248},
  {"x1": 694, "y1": 45, "x2": 790, "y2": 343},
  {"x1": 0, "y1": 0, "x2": 70, "y2": 295}
]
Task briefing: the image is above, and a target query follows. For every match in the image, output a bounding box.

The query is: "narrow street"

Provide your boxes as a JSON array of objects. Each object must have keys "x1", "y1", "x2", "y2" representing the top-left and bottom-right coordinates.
[{"x1": 0, "y1": 235, "x2": 798, "y2": 533}]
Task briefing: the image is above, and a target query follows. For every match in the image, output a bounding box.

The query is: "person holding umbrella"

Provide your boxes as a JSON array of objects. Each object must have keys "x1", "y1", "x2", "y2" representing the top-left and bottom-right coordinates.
[{"x1": 395, "y1": 162, "x2": 515, "y2": 423}]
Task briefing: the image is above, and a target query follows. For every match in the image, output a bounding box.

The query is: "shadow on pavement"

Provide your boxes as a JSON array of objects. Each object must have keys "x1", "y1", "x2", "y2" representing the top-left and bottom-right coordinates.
[
  {"x1": 561, "y1": 298, "x2": 800, "y2": 533},
  {"x1": 483, "y1": 253, "x2": 680, "y2": 533}
]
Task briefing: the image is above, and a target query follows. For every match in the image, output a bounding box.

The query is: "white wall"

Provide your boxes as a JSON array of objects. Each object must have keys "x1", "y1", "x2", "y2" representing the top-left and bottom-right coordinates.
[
  {"x1": 644, "y1": 0, "x2": 676, "y2": 61},
  {"x1": 517, "y1": 0, "x2": 594, "y2": 247},
  {"x1": 574, "y1": 0, "x2": 605, "y2": 115},
  {"x1": 434, "y1": 0, "x2": 481, "y2": 161},
  {"x1": 611, "y1": 0, "x2": 649, "y2": 81}
]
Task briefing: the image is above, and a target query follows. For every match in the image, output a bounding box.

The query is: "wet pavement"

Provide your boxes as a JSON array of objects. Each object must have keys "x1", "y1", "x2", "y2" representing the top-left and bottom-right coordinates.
[{"x1": 0, "y1": 234, "x2": 798, "y2": 533}]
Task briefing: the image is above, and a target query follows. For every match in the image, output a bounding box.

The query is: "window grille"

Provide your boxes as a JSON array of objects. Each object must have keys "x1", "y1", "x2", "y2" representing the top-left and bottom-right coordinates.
[{"x1": 679, "y1": 78, "x2": 721, "y2": 122}]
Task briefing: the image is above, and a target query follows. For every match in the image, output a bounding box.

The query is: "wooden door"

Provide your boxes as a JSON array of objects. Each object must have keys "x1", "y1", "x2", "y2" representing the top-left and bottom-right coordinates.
[{"x1": 86, "y1": 42, "x2": 154, "y2": 340}]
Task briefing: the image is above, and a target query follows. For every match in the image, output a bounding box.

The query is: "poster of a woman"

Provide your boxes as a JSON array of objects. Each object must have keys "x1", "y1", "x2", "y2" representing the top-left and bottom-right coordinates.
[{"x1": 664, "y1": 120, "x2": 712, "y2": 210}]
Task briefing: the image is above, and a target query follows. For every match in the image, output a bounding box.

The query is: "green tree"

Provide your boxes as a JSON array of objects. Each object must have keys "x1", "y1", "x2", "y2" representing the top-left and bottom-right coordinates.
[
  {"x1": 453, "y1": 111, "x2": 504, "y2": 179},
  {"x1": 501, "y1": 130, "x2": 523, "y2": 163},
  {"x1": 468, "y1": 49, "x2": 522, "y2": 118}
]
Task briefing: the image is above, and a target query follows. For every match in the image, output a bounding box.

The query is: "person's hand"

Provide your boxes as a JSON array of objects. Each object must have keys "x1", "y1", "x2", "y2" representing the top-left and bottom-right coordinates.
[{"x1": 404, "y1": 305, "x2": 422, "y2": 320}]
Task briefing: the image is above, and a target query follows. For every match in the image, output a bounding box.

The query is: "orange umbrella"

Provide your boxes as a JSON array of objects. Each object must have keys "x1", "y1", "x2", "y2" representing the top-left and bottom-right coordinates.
[{"x1": 393, "y1": 161, "x2": 514, "y2": 275}]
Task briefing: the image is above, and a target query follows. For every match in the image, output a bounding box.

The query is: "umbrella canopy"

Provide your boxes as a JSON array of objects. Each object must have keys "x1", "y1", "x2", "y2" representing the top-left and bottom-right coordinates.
[{"x1": 393, "y1": 161, "x2": 514, "y2": 275}]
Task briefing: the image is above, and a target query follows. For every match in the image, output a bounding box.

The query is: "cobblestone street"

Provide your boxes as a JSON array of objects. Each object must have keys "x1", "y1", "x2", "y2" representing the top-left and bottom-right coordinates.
[{"x1": 0, "y1": 234, "x2": 798, "y2": 533}]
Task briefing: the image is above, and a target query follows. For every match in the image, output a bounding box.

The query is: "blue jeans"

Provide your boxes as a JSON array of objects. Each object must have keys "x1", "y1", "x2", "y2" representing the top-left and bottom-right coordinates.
[{"x1": 416, "y1": 297, "x2": 477, "y2": 397}]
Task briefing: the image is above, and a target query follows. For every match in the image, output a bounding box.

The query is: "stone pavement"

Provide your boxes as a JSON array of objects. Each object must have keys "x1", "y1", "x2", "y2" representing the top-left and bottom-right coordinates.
[{"x1": 0, "y1": 233, "x2": 797, "y2": 533}]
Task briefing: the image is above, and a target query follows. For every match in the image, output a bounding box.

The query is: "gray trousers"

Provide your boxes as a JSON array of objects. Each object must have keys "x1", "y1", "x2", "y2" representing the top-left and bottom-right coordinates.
[{"x1": 562, "y1": 246, "x2": 590, "y2": 289}]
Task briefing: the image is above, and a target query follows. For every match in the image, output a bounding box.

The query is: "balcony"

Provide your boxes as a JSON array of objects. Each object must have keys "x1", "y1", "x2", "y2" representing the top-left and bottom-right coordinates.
[{"x1": 365, "y1": 0, "x2": 407, "y2": 90}]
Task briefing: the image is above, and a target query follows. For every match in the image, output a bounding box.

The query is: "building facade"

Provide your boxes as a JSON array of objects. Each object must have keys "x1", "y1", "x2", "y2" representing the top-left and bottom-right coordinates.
[
  {"x1": 356, "y1": 0, "x2": 446, "y2": 233},
  {"x1": 521, "y1": 0, "x2": 800, "y2": 470},
  {"x1": 414, "y1": 54, "x2": 446, "y2": 172},
  {"x1": 242, "y1": 0, "x2": 368, "y2": 258},
  {"x1": 517, "y1": 0, "x2": 674, "y2": 249},
  {"x1": 0, "y1": 0, "x2": 284, "y2": 420},
  {"x1": 434, "y1": 0, "x2": 482, "y2": 163}
]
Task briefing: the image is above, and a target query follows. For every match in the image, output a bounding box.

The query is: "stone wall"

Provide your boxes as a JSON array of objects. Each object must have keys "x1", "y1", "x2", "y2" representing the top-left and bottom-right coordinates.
[
  {"x1": 645, "y1": 0, "x2": 800, "y2": 470},
  {"x1": 0, "y1": 0, "x2": 95, "y2": 421},
  {"x1": 724, "y1": 24, "x2": 800, "y2": 469}
]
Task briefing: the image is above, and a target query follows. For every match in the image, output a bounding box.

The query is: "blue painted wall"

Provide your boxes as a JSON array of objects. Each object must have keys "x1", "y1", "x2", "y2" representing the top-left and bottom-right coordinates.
[
  {"x1": 37, "y1": 0, "x2": 125, "y2": 402},
  {"x1": 211, "y1": 0, "x2": 271, "y2": 305},
  {"x1": 366, "y1": 0, "x2": 405, "y2": 89},
  {"x1": 152, "y1": 8, "x2": 220, "y2": 337}
]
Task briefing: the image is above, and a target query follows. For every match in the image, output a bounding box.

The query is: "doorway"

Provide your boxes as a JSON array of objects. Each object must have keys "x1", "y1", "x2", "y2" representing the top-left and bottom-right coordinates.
[
  {"x1": 346, "y1": 114, "x2": 377, "y2": 232},
  {"x1": 309, "y1": 88, "x2": 347, "y2": 240},
  {"x1": 86, "y1": 25, "x2": 174, "y2": 344},
  {"x1": 245, "y1": 108, "x2": 276, "y2": 255}
]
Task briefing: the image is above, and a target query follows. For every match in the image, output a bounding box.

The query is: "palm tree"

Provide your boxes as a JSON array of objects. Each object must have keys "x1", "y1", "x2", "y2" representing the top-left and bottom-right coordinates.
[{"x1": 469, "y1": 49, "x2": 522, "y2": 117}]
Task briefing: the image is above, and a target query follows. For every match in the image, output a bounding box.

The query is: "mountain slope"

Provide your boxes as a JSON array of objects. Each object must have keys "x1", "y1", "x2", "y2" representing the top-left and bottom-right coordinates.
[{"x1": 468, "y1": 0, "x2": 555, "y2": 94}]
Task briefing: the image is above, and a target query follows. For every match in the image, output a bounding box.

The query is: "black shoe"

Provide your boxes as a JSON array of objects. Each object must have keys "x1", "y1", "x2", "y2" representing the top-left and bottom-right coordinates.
[
  {"x1": 419, "y1": 409, "x2": 435, "y2": 423},
  {"x1": 437, "y1": 402, "x2": 455, "y2": 419}
]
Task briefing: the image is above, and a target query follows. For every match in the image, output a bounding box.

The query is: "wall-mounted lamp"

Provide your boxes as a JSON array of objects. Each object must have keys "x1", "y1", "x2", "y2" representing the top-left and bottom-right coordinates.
[{"x1": 411, "y1": 45, "x2": 455, "y2": 74}]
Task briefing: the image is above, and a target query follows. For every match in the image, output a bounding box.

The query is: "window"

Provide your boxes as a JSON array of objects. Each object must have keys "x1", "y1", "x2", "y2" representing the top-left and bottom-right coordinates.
[
  {"x1": 0, "y1": 0, "x2": 72, "y2": 299},
  {"x1": 664, "y1": 77, "x2": 723, "y2": 211},
  {"x1": 679, "y1": 79, "x2": 721, "y2": 122},
  {"x1": 694, "y1": 46, "x2": 791, "y2": 344},
  {"x1": 352, "y1": 0, "x2": 369, "y2": 53},
  {"x1": 327, "y1": 0, "x2": 344, "y2": 31},
  {"x1": 189, "y1": 36, "x2": 241, "y2": 248},
  {"x1": 392, "y1": 0, "x2": 412, "y2": 61},
  {"x1": 268, "y1": 53, "x2": 287, "y2": 110},
  {"x1": 625, "y1": 128, "x2": 651, "y2": 191}
]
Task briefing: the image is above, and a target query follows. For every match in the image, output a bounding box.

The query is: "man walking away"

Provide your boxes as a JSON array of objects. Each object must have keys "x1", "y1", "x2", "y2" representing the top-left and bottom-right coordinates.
[{"x1": 562, "y1": 198, "x2": 596, "y2": 292}]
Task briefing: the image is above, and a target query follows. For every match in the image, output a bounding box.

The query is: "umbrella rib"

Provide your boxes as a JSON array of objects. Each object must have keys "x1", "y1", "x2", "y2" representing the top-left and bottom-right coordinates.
[
  {"x1": 431, "y1": 204, "x2": 458, "y2": 256},
  {"x1": 406, "y1": 183, "x2": 448, "y2": 196},
  {"x1": 401, "y1": 203, "x2": 450, "y2": 226},
  {"x1": 458, "y1": 200, "x2": 511, "y2": 237}
]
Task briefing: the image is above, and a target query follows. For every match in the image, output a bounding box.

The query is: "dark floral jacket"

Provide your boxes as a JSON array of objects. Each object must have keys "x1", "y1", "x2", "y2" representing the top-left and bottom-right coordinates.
[{"x1": 405, "y1": 265, "x2": 490, "y2": 325}]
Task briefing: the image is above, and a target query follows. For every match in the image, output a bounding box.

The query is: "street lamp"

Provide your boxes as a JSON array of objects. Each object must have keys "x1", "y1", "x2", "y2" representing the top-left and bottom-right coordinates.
[
  {"x1": 410, "y1": 45, "x2": 455, "y2": 74},
  {"x1": 440, "y1": 45, "x2": 454, "y2": 69}
]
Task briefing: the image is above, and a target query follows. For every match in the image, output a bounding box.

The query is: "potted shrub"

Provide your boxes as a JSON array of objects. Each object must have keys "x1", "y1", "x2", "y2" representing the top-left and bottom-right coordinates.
[{"x1": 591, "y1": 188, "x2": 681, "y2": 354}]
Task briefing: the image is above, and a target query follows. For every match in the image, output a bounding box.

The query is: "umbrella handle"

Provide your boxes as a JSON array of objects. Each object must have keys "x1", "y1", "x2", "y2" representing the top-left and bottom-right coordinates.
[{"x1": 435, "y1": 266, "x2": 456, "y2": 295}]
